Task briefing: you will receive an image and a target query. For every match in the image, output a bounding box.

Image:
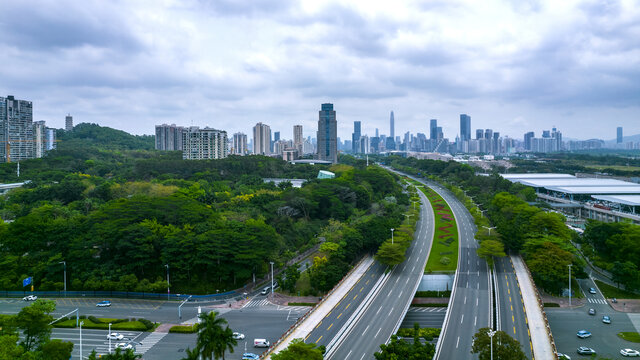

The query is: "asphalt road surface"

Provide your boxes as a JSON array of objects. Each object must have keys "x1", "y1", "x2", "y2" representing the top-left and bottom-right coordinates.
[
  {"x1": 324, "y1": 185, "x2": 435, "y2": 359},
  {"x1": 548, "y1": 277, "x2": 638, "y2": 359},
  {"x1": 401, "y1": 307, "x2": 447, "y2": 328}
]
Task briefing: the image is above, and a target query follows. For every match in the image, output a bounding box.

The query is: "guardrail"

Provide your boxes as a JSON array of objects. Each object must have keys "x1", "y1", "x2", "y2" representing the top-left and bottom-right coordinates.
[
  {"x1": 0, "y1": 289, "x2": 236, "y2": 301},
  {"x1": 260, "y1": 255, "x2": 371, "y2": 359},
  {"x1": 517, "y1": 255, "x2": 559, "y2": 356}
]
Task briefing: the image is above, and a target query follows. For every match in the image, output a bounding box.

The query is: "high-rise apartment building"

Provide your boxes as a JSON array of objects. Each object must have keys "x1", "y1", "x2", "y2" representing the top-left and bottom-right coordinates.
[
  {"x1": 390, "y1": 111, "x2": 395, "y2": 139},
  {"x1": 65, "y1": 114, "x2": 73, "y2": 131},
  {"x1": 317, "y1": 103, "x2": 337, "y2": 163},
  {"x1": 232, "y1": 132, "x2": 247, "y2": 155},
  {"x1": 460, "y1": 114, "x2": 471, "y2": 141},
  {"x1": 476, "y1": 129, "x2": 484, "y2": 140},
  {"x1": 430, "y1": 119, "x2": 438, "y2": 140},
  {"x1": 155, "y1": 124, "x2": 184, "y2": 151},
  {"x1": 617, "y1": 127, "x2": 623, "y2": 144},
  {"x1": 46, "y1": 127, "x2": 56, "y2": 151},
  {"x1": 352, "y1": 121, "x2": 361, "y2": 153},
  {"x1": 182, "y1": 126, "x2": 228, "y2": 160},
  {"x1": 33, "y1": 121, "x2": 46, "y2": 158},
  {"x1": 0, "y1": 95, "x2": 34, "y2": 163},
  {"x1": 293, "y1": 125, "x2": 303, "y2": 155},
  {"x1": 253, "y1": 122, "x2": 271, "y2": 155},
  {"x1": 524, "y1": 131, "x2": 535, "y2": 151}
]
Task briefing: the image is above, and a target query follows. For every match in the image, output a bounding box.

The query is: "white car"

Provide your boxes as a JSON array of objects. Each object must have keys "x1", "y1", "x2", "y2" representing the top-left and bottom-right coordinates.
[
  {"x1": 115, "y1": 342, "x2": 134, "y2": 350},
  {"x1": 621, "y1": 349, "x2": 640, "y2": 357},
  {"x1": 96, "y1": 300, "x2": 111, "y2": 307},
  {"x1": 556, "y1": 353, "x2": 571, "y2": 360},
  {"x1": 22, "y1": 295, "x2": 38, "y2": 301},
  {"x1": 233, "y1": 332, "x2": 245, "y2": 340},
  {"x1": 107, "y1": 333, "x2": 124, "y2": 340}
]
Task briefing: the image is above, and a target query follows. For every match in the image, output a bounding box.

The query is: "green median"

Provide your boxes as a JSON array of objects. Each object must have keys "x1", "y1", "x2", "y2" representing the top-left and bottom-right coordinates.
[{"x1": 52, "y1": 316, "x2": 155, "y2": 331}]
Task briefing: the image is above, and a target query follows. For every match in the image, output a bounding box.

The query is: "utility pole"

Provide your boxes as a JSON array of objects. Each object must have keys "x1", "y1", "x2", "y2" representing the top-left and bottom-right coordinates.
[
  {"x1": 390, "y1": 228, "x2": 395, "y2": 244},
  {"x1": 80, "y1": 321, "x2": 84, "y2": 360},
  {"x1": 568, "y1": 264, "x2": 573, "y2": 307},
  {"x1": 165, "y1": 264, "x2": 170, "y2": 301},
  {"x1": 109, "y1": 322, "x2": 112, "y2": 353},
  {"x1": 59, "y1": 261, "x2": 66, "y2": 297},
  {"x1": 270, "y1": 262, "x2": 274, "y2": 296},
  {"x1": 488, "y1": 329, "x2": 496, "y2": 360}
]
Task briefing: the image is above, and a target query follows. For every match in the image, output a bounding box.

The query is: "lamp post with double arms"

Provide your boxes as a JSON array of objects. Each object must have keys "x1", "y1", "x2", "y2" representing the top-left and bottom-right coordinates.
[{"x1": 58, "y1": 261, "x2": 66, "y2": 297}]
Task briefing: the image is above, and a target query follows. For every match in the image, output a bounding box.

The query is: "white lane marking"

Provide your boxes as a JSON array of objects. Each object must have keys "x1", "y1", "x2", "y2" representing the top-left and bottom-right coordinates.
[
  {"x1": 375, "y1": 327, "x2": 382, "y2": 338},
  {"x1": 464, "y1": 296, "x2": 467, "y2": 304},
  {"x1": 461, "y1": 314, "x2": 464, "y2": 324},
  {"x1": 359, "y1": 354, "x2": 366, "y2": 360},
  {"x1": 477, "y1": 283, "x2": 479, "y2": 289},
  {"x1": 395, "y1": 277, "x2": 400, "y2": 284},
  {"x1": 456, "y1": 336, "x2": 460, "y2": 348},
  {"x1": 364, "y1": 325, "x2": 370, "y2": 334},
  {"x1": 474, "y1": 316, "x2": 477, "y2": 326},
  {"x1": 346, "y1": 350, "x2": 352, "y2": 359},
  {"x1": 476, "y1": 298, "x2": 478, "y2": 306},
  {"x1": 376, "y1": 307, "x2": 382, "y2": 315},
  {"x1": 388, "y1": 307, "x2": 394, "y2": 316}
]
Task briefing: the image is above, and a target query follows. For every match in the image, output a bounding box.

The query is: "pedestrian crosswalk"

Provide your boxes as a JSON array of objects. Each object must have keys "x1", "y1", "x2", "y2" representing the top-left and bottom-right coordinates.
[
  {"x1": 587, "y1": 298, "x2": 607, "y2": 304},
  {"x1": 243, "y1": 298, "x2": 273, "y2": 308},
  {"x1": 408, "y1": 307, "x2": 447, "y2": 312},
  {"x1": 135, "y1": 332, "x2": 167, "y2": 354},
  {"x1": 277, "y1": 305, "x2": 312, "y2": 312}
]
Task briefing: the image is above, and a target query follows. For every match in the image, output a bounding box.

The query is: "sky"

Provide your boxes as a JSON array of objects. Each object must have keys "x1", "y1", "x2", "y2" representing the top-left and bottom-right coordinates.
[{"x1": 1, "y1": 0, "x2": 639, "y2": 141}]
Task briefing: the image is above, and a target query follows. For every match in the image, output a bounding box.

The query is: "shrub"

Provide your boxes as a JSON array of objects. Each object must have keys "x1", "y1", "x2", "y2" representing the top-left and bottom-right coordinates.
[
  {"x1": 139, "y1": 318, "x2": 154, "y2": 330},
  {"x1": 88, "y1": 316, "x2": 100, "y2": 323},
  {"x1": 287, "y1": 302, "x2": 317, "y2": 306},
  {"x1": 439, "y1": 257, "x2": 451, "y2": 265},
  {"x1": 415, "y1": 290, "x2": 451, "y2": 298},
  {"x1": 411, "y1": 303, "x2": 448, "y2": 307},
  {"x1": 396, "y1": 327, "x2": 441, "y2": 339},
  {"x1": 543, "y1": 303, "x2": 560, "y2": 307},
  {"x1": 169, "y1": 325, "x2": 198, "y2": 333}
]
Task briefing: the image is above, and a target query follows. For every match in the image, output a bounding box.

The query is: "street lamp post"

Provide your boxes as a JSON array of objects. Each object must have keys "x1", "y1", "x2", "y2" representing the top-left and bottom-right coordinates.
[
  {"x1": 108, "y1": 322, "x2": 112, "y2": 353},
  {"x1": 391, "y1": 228, "x2": 395, "y2": 244},
  {"x1": 165, "y1": 264, "x2": 170, "y2": 301},
  {"x1": 58, "y1": 261, "x2": 66, "y2": 297},
  {"x1": 488, "y1": 329, "x2": 496, "y2": 360},
  {"x1": 80, "y1": 321, "x2": 84, "y2": 360},
  {"x1": 482, "y1": 226, "x2": 496, "y2": 236},
  {"x1": 270, "y1": 262, "x2": 274, "y2": 295},
  {"x1": 568, "y1": 264, "x2": 573, "y2": 307}
]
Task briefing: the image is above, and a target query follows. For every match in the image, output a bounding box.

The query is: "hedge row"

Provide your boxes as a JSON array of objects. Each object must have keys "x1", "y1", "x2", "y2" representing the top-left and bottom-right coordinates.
[
  {"x1": 411, "y1": 303, "x2": 448, "y2": 307},
  {"x1": 287, "y1": 302, "x2": 317, "y2": 306},
  {"x1": 169, "y1": 325, "x2": 198, "y2": 333},
  {"x1": 397, "y1": 327, "x2": 441, "y2": 339},
  {"x1": 52, "y1": 317, "x2": 154, "y2": 331}
]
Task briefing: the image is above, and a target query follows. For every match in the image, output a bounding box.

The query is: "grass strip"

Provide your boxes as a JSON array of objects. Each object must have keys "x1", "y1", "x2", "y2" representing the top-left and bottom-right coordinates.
[
  {"x1": 595, "y1": 280, "x2": 640, "y2": 299},
  {"x1": 618, "y1": 332, "x2": 640, "y2": 343}
]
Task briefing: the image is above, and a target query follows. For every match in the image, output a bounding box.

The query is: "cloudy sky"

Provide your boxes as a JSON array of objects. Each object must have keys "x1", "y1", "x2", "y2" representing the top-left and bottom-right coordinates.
[{"x1": 1, "y1": 0, "x2": 639, "y2": 141}]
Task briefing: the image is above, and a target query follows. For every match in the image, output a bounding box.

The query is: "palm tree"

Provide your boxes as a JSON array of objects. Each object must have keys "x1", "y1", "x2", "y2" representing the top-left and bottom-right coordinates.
[
  {"x1": 196, "y1": 311, "x2": 228, "y2": 360},
  {"x1": 181, "y1": 347, "x2": 200, "y2": 360},
  {"x1": 213, "y1": 326, "x2": 237, "y2": 360}
]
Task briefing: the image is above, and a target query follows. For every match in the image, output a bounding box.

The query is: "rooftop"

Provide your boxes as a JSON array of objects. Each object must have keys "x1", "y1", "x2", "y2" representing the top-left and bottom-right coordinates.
[
  {"x1": 591, "y1": 195, "x2": 640, "y2": 206},
  {"x1": 501, "y1": 173, "x2": 576, "y2": 180},
  {"x1": 545, "y1": 186, "x2": 640, "y2": 195},
  {"x1": 515, "y1": 178, "x2": 638, "y2": 188}
]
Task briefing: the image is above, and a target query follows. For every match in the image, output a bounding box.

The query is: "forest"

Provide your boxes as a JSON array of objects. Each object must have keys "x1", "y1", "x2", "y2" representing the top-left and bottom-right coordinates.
[{"x1": 0, "y1": 124, "x2": 407, "y2": 294}]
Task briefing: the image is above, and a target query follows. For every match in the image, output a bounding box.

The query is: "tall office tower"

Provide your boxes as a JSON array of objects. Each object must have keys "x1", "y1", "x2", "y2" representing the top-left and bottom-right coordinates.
[
  {"x1": 436, "y1": 127, "x2": 443, "y2": 140},
  {"x1": 375, "y1": 128, "x2": 379, "y2": 137},
  {"x1": 476, "y1": 129, "x2": 484, "y2": 140},
  {"x1": 232, "y1": 132, "x2": 247, "y2": 155},
  {"x1": 359, "y1": 135, "x2": 370, "y2": 154},
  {"x1": 352, "y1": 121, "x2": 361, "y2": 153},
  {"x1": 253, "y1": 122, "x2": 271, "y2": 155},
  {"x1": 182, "y1": 127, "x2": 228, "y2": 160},
  {"x1": 484, "y1": 129, "x2": 494, "y2": 153},
  {"x1": 390, "y1": 111, "x2": 395, "y2": 139},
  {"x1": 272, "y1": 131, "x2": 280, "y2": 153},
  {"x1": 542, "y1": 130, "x2": 551, "y2": 138},
  {"x1": 493, "y1": 132, "x2": 500, "y2": 154},
  {"x1": 317, "y1": 103, "x2": 338, "y2": 164},
  {"x1": 65, "y1": 114, "x2": 73, "y2": 131},
  {"x1": 33, "y1": 120, "x2": 46, "y2": 158},
  {"x1": 293, "y1": 125, "x2": 303, "y2": 154},
  {"x1": 155, "y1": 124, "x2": 184, "y2": 151},
  {"x1": 45, "y1": 127, "x2": 56, "y2": 151},
  {"x1": 460, "y1": 114, "x2": 471, "y2": 141},
  {"x1": 430, "y1": 119, "x2": 438, "y2": 140},
  {"x1": 524, "y1": 131, "x2": 535, "y2": 150},
  {"x1": 0, "y1": 95, "x2": 34, "y2": 163},
  {"x1": 617, "y1": 127, "x2": 623, "y2": 143}
]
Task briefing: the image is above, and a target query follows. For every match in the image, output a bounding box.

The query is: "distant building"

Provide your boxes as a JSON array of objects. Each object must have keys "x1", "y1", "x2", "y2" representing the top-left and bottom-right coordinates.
[
  {"x1": 282, "y1": 148, "x2": 299, "y2": 161},
  {"x1": 317, "y1": 170, "x2": 335, "y2": 179},
  {"x1": 430, "y1": 119, "x2": 438, "y2": 140},
  {"x1": 0, "y1": 95, "x2": 34, "y2": 163},
  {"x1": 389, "y1": 111, "x2": 395, "y2": 139},
  {"x1": 65, "y1": 114, "x2": 73, "y2": 131},
  {"x1": 293, "y1": 125, "x2": 303, "y2": 155},
  {"x1": 476, "y1": 129, "x2": 483, "y2": 140},
  {"x1": 460, "y1": 114, "x2": 471, "y2": 141},
  {"x1": 33, "y1": 121, "x2": 47, "y2": 158},
  {"x1": 617, "y1": 127, "x2": 623, "y2": 144},
  {"x1": 182, "y1": 126, "x2": 228, "y2": 160},
  {"x1": 45, "y1": 127, "x2": 56, "y2": 151},
  {"x1": 524, "y1": 131, "x2": 535, "y2": 151},
  {"x1": 253, "y1": 122, "x2": 271, "y2": 155},
  {"x1": 232, "y1": 132, "x2": 247, "y2": 155},
  {"x1": 155, "y1": 124, "x2": 184, "y2": 151},
  {"x1": 316, "y1": 103, "x2": 338, "y2": 164},
  {"x1": 352, "y1": 121, "x2": 361, "y2": 153}
]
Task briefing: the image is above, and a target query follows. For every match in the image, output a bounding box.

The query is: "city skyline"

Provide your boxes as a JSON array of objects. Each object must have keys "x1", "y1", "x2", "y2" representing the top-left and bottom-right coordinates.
[{"x1": 1, "y1": 1, "x2": 639, "y2": 140}]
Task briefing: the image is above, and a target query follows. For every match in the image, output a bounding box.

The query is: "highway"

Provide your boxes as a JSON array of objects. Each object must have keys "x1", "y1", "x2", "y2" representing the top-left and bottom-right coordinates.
[
  {"x1": 494, "y1": 256, "x2": 532, "y2": 358},
  {"x1": 323, "y1": 183, "x2": 435, "y2": 359},
  {"x1": 404, "y1": 175, "x2": 491, "y2": 360}
]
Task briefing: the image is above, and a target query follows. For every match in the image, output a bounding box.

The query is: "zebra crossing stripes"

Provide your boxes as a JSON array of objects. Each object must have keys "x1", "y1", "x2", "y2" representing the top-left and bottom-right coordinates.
[
  {"x1": 586, "y1": 298, "x2": 607, "y2": 304},
  {"x1": 408, "y1": 307, "x2": 447, "y2": 312},
  {"x1": 135, "y1": 332, "x2": 167, "y2": 354},
  {"x1": 243, "y1": 298, "x2": 273, "y2": 308}
]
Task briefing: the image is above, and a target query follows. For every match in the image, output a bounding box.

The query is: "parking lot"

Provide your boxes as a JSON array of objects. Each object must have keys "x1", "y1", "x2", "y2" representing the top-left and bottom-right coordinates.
[{"x1": 547, "y1": 278, "x2": 640, "y2": 358}]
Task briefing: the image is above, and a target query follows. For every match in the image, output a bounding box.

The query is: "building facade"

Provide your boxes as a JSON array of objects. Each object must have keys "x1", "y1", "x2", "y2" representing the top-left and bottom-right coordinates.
[
  {"x1": 253, "y1": 122, "x2": 271, "y2": 155},
  {"x1": 155, "y1": 124, "x2": 184, "y2": 151},
  {"x1": 65, "y1": 114, "x2": 73, "y2": 131},
  {"x1": 352, "y1": 121, "x2": 361, "y2": 153},
  {"x1": 317, "y1": 103, "x2": 338, "y2": 164},
  {"x1": 182, "y1": 126, "x2": 228, "y2": 160},
  {"x1": 0, "y1": 95, "x2": 34, "y2": 163},
  {"x1": 460, "y1": 114, "x2": 471, "y2": 141},
  {"x1": 232, "y1": 132, "x2": 248, "y2": 155},
  {"x1": 293, "y1": 125, "x2": 303, "y2": 155}
]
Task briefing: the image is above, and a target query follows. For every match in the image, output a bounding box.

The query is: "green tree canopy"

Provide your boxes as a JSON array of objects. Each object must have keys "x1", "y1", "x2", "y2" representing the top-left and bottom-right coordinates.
[
  {"x1": 471, "y1": 327, "x2": 526, "y2": 360},
  {"x1": 271, "y1": 338, "x2": 324, "y2": 360}
]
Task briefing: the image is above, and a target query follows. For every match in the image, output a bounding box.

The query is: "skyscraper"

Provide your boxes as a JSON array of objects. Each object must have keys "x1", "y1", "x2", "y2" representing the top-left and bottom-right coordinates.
[
  {"x1": 460, "y1": 114, "x2": 471, "y2": 141},
  {"x1": 65, "y1": 114, "x2": 73, "y2": 131},
  {"x1": 617, "y1": 127, "x2": 623, "y2": 143},
  {"x1": 253, "y1": 122, "x2": 271, "y2": 155},
  {"x1": 476, "y1": 129, "x2": 484, "y2": 140},
  {"x1": 524, "y1": 131, "x2": 535, "y2": 151},
  {"x1": 232, "y1": 132, "x2": 247, "y2": 155},
  {"x1": 182, "y1": 126, "x2": 228, "y2": 160},
  {"x1": 293, "y1": 125, "x2": 303, "y2": 155},
  {"x1": 0, "y1": 95, "x2": 34, "y2": 163},
  {"x1": 430, "y1": 119, "x2": 438, "y2": 140},
  {"x1": 390, "y1": 111, "x2": 395, "y2": 139},
  {"x1": 155, "y1": 124, "x2": 184, "y2": 151},
  {"x1": 375, "y1": 128, "x2": 379, "y2": 137},
  {"x1": 317, "y1": 103, "x2": 337, "y2": 164},
  {"x1": 352, "y1": 121, "x2": 361, "y2": 153}
]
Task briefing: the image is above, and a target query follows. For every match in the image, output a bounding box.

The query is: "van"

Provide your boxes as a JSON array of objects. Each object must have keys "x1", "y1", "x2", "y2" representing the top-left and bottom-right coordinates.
[
  {"x1": 260, "y1": 286, "x2": 270, "y2": 295},
  {"x1": 254, "y1": 339, "x2": 270, "y2": 348}
]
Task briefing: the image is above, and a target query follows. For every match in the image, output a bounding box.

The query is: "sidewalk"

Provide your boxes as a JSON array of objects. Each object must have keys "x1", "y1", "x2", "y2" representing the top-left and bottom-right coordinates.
[
  {"x1": 511, "y1": 255, "x2": 555, "y2": 360},
  {"x1": 265, "y1": 256, "x2": 375, "y2": 358}
]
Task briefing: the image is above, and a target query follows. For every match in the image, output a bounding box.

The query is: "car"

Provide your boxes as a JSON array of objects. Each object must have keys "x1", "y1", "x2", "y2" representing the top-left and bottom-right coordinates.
[
  {"x1": 621, "y1": 349, "x2": 640, "y2": 357},
  {"x1": 233, "y1": 332, "x2": 245, "y2": 340},
  {"x1": 577, "y1": 347, "x2": 596, "y2": 355},
  {"x1": 602, "y1": 315, "x2": 611, "y2": 324},
  {"x1": 96, "y1": 300, "x2": 111, "y2": 307},
  {"x1": 22, "y1": 295, "x2": 37, "y2": 301},
  {"x1": 588, "y1": 308, "x2": 596, "y2": 315},
  {"x1": 557, "y1": 353, "x2": 571, "y2": 360},
  {"x1": 577, "y1": 330, "x2": 592, "y2": 339},
  {"x1": 589, "y1": 287, "x2": 596, "y2": 294},
  {"x1": 107, "y1": 333, "x2": 124, "y2": 340},
  {"x1": 260, "y1": 286, "x2": 270, "y2": 295},
  {"x1": 115, "y1": 342, "x2": 134, "y2": 350},
  {"x1": 242, "y1": 353, "x2": 260, "y2": 360}
]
